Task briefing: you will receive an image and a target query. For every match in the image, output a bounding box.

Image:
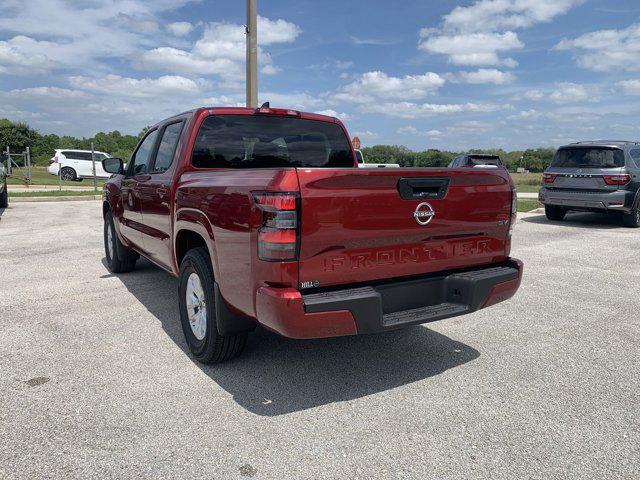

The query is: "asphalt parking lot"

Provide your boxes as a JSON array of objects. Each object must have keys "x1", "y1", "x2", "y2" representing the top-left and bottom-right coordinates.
[{"x1": 1, "y1": 201, "x2": 638, "y2": 479}]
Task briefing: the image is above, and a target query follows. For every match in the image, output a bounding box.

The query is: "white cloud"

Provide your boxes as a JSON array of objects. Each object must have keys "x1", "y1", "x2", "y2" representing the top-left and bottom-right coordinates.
[
  {"x1": 442, "y1": 0, "x2": 584, "y2": 32},
  {"x1": 507, "y1": 109, "x2": 542, "y2": 120},
  {"x1": 360, "y1": 101, "x2": 509, "y2": 119},
  {"x1": 332, "y1": 71, "x2": 445, "y2": 104},
  {"x1": 0, "y1": 36, "x2": 58, "y2": 74},
  {"x1": 6, "y1": 86, "x2": 90, "y2": 102},
  {"x1": 555, "y1": 23, "x2": 640, "y2": 71},
  {"x1": 315, "y1": 109, "x2": 351, "y2": 121},
  {"x1": 139, "y1": 16, "x2": 300, "y2": 82},
  {"x1": 139, "y1": 47, "x2": 240, "y2": 79},
  {"x1": 261, "y1": 65, "x2": 282, "y2": 75},
  {"x1": 419, "y1": 31, "x2": 522, "y2": 67},
  {"x1": 69, "y1": 75, "x2": 202, "y2": 97},
  {"x1": 456, "y1": 68, "x2": 516, "y2": 84},
  {"x1": 166, "y1": 21, "x2": 194, "y2": 36},
  {"x1": 352, "y1": 131, "x2": 378, "y2": 138},
  {"x1": 0, "y1": 0, "x2": 195, "y2": 75},
  {"x1": 524, "y1": 89, "x2": 545, "y2": 101},
  {"x1": 516, "y1": 84, "x2": 597, "y2": 104},
  {"x1": 419, "y1": 0, "x2": 582, "y2": 67},
  {"x1": 397, "y1": 126, "x2": 443, "y2": 137},
  {"x1": 617, "y1": 80, "x2": 640, "y2": 95},
  {"x1": 258, "y1": 92, "x2": 325, "y2": 110},
  {"x1": 548, "y1": 83, "x2": 593, "y2": 104}
]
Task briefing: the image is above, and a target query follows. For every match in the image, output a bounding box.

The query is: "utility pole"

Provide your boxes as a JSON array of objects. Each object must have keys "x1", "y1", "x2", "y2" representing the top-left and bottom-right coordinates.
[{"x1": 246, "y1": 0, "x2": 258, "y2": 108}]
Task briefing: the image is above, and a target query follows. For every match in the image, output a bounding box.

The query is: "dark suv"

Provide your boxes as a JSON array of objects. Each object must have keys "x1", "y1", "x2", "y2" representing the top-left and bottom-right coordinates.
[{"x1": 539, "y1": 141, "x2": 640, "y2": 227}]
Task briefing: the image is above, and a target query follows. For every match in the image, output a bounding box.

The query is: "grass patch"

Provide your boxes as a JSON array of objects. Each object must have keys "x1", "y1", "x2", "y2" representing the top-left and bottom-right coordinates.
[
  {"x1": 7, "y1": 166, "x2": 105, "y2": 187},
  {"x1": 510, "y1": 172, "x2": 542, "y2": 193},
  {"x1": 517, "y1": 199, "x2": 542, "y2": 212},
  {"x1": 9, "y1": 190, "x2": 100, "y2": 198}
]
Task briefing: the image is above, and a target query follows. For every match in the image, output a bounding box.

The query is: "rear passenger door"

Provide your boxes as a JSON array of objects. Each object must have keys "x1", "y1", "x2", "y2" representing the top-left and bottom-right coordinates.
[
  {"x1": 119, "y1": 129, "x2": 158, "y2": 250},
  {"x1": 62, "y1": 151, "x2": 82, "y2": 176},
  {"x1": 139, "y1": 120, "x2": 185, "y2": 269}
]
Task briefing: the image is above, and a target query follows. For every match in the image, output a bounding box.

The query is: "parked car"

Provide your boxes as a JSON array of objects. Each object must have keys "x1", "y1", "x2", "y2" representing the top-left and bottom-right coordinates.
[
  {"x1": 48, "y1": 149, "x2": 112, "y2": 181},
  {"x1": 101, "y1": 106, "x2": 523, "y2": 364},
  {"x1": 449, "y1": 154, "x2": 503, "y2": 168},
  {"x1": 0, "y1": 161, "x2": 8, "y2": 208},
  {"x1": 355, "y1": 149, "x2": 400, "y2": 168},
  {"x1": 539, "y1": 141, "x2": 640, "y2": 227}
]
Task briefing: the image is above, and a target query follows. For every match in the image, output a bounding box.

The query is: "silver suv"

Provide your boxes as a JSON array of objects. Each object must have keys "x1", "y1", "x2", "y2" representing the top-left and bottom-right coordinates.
[{"x1": 539, "y1": 141, "x2": 640, "y2": 227}]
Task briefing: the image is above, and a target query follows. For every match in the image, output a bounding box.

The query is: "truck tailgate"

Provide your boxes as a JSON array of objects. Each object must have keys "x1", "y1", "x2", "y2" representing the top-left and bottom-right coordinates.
[{"x1": 296, "y1": 168, "x2": 512, "y2": 289}]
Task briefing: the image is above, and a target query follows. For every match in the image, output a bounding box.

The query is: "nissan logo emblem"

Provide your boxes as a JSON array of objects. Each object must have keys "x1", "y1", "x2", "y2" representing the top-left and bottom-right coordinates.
[{"x1": 414, "y1": 202, "x2": 435, "y2": 226}]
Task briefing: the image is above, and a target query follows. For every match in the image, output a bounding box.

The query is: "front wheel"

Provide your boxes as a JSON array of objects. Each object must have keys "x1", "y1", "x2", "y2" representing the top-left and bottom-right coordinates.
[
  {"x1": 104, "y1": 210, "x2": 138, "y2": 273},
  {"x1": 622, "y1": 205, "x2": 640, "y2": 228},
  {"x1": 0, "y1": 181, "x2": 7, "y2": 208},
  {"x1": 178, "y1": 247, "x2": 247, "y2": 364},
  {"x1": 545, "y1": 205, "x2": 566, "y2": 221}
]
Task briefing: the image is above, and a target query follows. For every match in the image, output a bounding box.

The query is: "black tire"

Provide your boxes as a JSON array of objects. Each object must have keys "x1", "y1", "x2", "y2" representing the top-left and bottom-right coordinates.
[
  {"x1": 60, "y1": 167, "x2": 77, "y2": 181},
  {"x1": 0, "y1": 181, "x2": 7, "y2": 208},
  {"x1": 622, "y1": 204, "x2": 640, "y2": 228},
  {"x1": 104, "y1": 210, "x2": 138, "y2": 273},
  {"x1": 178, "y1": 247, "x2": 247, "y2": 364},
  {"x1": 545, "y1": 205, "x2": 566, "y2": 221}
]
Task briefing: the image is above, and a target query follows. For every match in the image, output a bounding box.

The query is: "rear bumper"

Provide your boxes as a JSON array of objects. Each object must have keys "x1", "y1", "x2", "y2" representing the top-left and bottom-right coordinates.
[
  {"x1": 255, "y1": 259, "x2": 523, "y2": 339},
  {"x1": 539, "y1": 187, "x2": 635, "y2": 212}
]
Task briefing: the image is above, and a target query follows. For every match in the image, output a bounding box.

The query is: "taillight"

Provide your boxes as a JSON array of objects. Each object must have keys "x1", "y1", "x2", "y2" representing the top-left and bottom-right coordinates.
[
  {"x1": 542, "y1": 173, "x2": 556, "y2": 183},
  {"x1": 509, "y1": 185, "x2": 517, "y2": 235},
  {"x1": 253, "y1": 192, "x2": 299, "y2": 261},
  {"x1": 603, "y1": 174, "x2": 631, "y2": 186}
]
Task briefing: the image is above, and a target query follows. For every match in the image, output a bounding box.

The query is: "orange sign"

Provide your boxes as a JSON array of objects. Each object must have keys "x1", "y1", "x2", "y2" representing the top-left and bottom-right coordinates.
[{"x1": 352, "y1": 137, "x2": 361, "y2": 150}]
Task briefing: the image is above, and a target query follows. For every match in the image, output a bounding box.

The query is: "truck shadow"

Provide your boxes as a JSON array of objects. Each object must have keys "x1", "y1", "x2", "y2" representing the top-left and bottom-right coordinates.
[
  {"x1": 522, "y1": 212, "x2": 624, "y2": 229},
  {"x1": 108, "y1": 258, "x2": 480, "y2": 416}
]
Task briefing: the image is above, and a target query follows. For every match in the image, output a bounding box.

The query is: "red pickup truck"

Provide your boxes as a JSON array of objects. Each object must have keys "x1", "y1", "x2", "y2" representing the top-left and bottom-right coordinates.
[{"x1": 102, "y1": 106, "x2": 523, "y2": 364}]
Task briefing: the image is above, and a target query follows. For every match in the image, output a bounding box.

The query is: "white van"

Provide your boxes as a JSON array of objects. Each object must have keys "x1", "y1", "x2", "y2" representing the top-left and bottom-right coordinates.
[{"x1": 48, "y1": 149, "x2": 112, "y2": 181}]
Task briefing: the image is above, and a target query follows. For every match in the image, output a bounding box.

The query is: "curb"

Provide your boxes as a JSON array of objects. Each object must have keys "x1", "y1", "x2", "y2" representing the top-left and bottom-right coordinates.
[{"x1": 10, "y1": 195, "x2": 101, "y2": 203}]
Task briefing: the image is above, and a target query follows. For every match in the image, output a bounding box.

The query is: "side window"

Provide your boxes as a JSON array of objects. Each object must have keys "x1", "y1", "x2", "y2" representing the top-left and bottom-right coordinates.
[
  {"x1": 129, "y1": 130, "x2": 158, "y2": 175},
  {"x1": 152, "y1": 122, "x2": 183, "y2": 173},
  {"x1": 629, "y1": 149, "x2": 640, "y2": 168}
]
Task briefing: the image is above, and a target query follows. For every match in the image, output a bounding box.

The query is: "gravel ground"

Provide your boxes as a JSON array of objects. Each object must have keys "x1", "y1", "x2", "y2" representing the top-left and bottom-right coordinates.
[{"x1": 0, "y1": 201, "x2": 638, "y2": 479}]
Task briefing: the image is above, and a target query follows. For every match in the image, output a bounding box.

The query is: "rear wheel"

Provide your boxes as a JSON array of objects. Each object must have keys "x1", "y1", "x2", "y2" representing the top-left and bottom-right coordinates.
[
  {"x1": 545, "y1": 205, "x2": 566, "y2": 221},
  {"x1": 622, "y1": 204, "x2": 640, "y2": 228},
  {"x1": 0, "y1": 181, "x2": 7, "y2": 208},
  {"x1": 178, "y1": 247, "x2": 247, "y2": 364},
  {"x1": 60, "y1": 167, "x2": 77, "y2": 181},
  {"x1": 104, "y1": 210, "x2": 138, "y2": 273}
]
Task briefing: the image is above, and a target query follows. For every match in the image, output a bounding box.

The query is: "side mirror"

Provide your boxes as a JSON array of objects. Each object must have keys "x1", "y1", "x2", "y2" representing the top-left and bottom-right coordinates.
[{"x1": 103, "y1": 157, "x2": 124, "y2": 175}]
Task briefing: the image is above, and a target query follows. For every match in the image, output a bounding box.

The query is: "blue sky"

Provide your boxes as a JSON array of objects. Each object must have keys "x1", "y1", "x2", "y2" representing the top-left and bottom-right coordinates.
[{"x1": 2, "y1": 0, "x2": 640, "y2": 151}]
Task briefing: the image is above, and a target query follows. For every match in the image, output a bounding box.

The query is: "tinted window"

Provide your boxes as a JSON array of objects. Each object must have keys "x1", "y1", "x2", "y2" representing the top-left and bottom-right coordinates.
[
  {"x1": 192, "y1": 115, "x2": 354, "y2": 169},
  {"x1": 153, "y1": 122, "x2": 183, "y2": 173},
  {"x1": 355, "y1": 150, "x2": 364, "y2": 164},
  {"x1": 629, "y1": 149, "x2": 640, "y2": 168},
  {"x1": 129, "y1": 130, "x2": 158, "y2": 175},
  {"x1": 64, "y1": 151, "x2": 101, "y2": 161},
  {"x1": 551, "y1": 148, "x2": 625, "y2": 169}
]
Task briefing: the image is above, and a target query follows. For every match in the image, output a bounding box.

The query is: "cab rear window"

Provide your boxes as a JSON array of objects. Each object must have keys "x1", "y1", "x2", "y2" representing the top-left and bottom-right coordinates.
[
  {"x1": 551, "y1": 148, "x2": 625, "y2": 168},
  {"x1": 192, "y1": 115, "x2": 354, "y2": 169}
]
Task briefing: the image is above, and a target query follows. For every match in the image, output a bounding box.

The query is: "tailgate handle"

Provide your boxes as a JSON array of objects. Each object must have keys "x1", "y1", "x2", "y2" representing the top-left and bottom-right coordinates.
[{"x1": 397, "y1": 177, "x2": 450, "y2": 200}]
